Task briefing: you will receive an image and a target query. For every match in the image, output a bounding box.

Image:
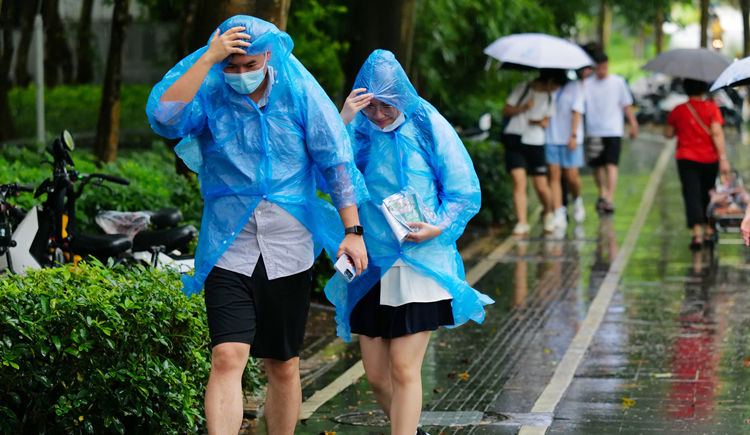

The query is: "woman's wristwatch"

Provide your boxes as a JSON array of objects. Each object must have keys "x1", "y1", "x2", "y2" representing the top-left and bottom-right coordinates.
[{"x1": 345, "y1": 225, "x2": 364, "y2": 236}]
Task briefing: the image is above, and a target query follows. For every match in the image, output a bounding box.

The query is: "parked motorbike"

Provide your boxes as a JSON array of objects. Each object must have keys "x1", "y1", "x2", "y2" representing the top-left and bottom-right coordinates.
[
  {"x1": 2, "y1": 131, "x2": 195, "y2": 275},
  {"x1": 0, "y1": 183, "x2": 35, "y2": 274}
]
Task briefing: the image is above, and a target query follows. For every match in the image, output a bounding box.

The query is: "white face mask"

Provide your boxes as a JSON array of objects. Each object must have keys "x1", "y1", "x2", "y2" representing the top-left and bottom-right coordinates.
[{"x1": 223, "y1": 56, "x2": 267, "y2": 95}]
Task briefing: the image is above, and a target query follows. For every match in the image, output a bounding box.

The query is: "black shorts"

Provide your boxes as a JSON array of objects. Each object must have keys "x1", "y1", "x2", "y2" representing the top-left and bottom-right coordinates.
[
  {"x1": 350, "y1": 281, "x2": 454, "y2": 339},
  {"x1": 204, "y1": 256, "x2": 312, "y2": 361},
  {"x1": 587, "y1": 136, "x2": 621, "y2": 167},
  {"x1": 503, "y1": 134, "x2": 548, "y2": 176}
]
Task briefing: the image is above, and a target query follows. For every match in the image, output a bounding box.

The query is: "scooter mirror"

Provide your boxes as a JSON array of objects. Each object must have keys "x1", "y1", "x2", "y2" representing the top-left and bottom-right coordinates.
[{"x1": 62, "y1": 130, "x2": 75, "y2": 151}]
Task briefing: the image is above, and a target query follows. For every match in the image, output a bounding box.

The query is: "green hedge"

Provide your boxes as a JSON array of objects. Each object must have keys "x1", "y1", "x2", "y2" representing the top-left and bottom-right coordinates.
[
  {"x1": 464, "y1": 139, "x2": 513, "y2": 226},
  {"x1": 9, "y1": 85, "x2": 152, "y2": 139},
  {"x1": 0, "y1": 262, "x2": 261, "y2": 434}
]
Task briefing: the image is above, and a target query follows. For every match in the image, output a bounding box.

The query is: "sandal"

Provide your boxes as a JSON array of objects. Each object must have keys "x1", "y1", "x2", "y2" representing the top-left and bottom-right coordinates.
[
  {"x1": 602, "y1": 201, "x2": 615, "y2": 214},
  {"x1": 703, "y1": 232, "x2": 718, "y2": 249}
]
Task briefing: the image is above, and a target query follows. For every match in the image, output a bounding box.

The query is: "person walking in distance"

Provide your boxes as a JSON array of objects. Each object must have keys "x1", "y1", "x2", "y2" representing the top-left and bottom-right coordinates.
[
  {"x1": 664, "y1": 79, "x2": 729, "y2": 250},
  {"x1": 146, "y1": 16, "x2": 369, "y2": 435},
  {"x1": 502, "y1": 70, "x2": 566, "y2": 235},
  {"x1": 545, "y1": 69, "x2": 586, "y2": 232},
  {"x1": 584, "y1": 51, "x2": 639, "y2": 214}
]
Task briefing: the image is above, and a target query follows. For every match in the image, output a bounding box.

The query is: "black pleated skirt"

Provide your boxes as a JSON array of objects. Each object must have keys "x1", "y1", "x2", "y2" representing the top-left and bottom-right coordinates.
[{"x1": 350, "y1": 281, "x2": 455, "y2": 339}]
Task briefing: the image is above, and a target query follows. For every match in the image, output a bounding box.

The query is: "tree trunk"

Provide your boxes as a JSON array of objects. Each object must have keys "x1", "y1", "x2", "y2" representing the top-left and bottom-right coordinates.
[
  {"x1": 14, "y1": 0, "x2": 38, "y2": 87},
  {"x1": 655, "y1": 5, "x2": 664, "y2": 54},
  {"x1": 0, "y1": 0, "x2": 16, "y2": 141},
  {"x1": 596, "y1": 0, "x2": 607, "y2": 51},
  {"x1": 75, "y1": 0, "x2": 95, "y2": 84},
  {"x1": 344, "y1": 0, "x2": 418, "y2": 93},
  {"x1": 42, "y1": 0, "x2": 74, "y2": 86},
  {"x1": 741, "y1": 0, "x2": 750, "y2": 57},
  {"x1": 700, "y1": 0, "x2": 709, "y2": 48},
  {"x1": 93, "y1": 0, "x2": 132, "y2": 163},
  {"x1": 255, "y1": 0, "x2": 291, "y2": 31}
]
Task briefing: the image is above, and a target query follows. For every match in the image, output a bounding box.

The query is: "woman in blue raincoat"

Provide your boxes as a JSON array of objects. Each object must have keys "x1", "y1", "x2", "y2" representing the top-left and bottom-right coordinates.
[
  {"x1": 146, "y1": 16, "x2": 368, "y2": 435},
  {"x1": 326, "y1": 50, "x2": 493, "y2": 435}
]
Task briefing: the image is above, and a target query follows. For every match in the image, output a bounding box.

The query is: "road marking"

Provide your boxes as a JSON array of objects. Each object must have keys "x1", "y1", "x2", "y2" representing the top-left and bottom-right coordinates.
[
  {"x1": 296, "y1": 207, "x2": 543, "y2": 420},
  {"x1": 299, "y1": 360, "x2": 365, "y2": 420},
  {"x1": 519, "y1": 139, "x2": 676, "y2": 431}
]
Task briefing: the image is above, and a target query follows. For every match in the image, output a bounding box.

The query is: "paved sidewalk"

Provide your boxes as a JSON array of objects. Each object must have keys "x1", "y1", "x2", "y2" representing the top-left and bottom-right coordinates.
[{"x1": 245, "y1": 131, "x2": 750, "y2": 435}]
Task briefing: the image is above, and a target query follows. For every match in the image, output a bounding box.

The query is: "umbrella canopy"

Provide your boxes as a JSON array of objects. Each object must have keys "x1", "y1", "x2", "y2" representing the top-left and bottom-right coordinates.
[
  {"x1": 642, "y1": 48, "x2": 732, "y2": 83},
  {"x1": 710, "y1": 56, "x2": 750, "y2": 91},
  {"x1": 484, "y1": 33, "x2": 593, "y2": 70}
]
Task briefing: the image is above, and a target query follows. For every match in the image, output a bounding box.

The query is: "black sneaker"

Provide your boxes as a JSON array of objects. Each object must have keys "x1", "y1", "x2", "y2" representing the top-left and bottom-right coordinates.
[{"x1": 690, "y1": 237, "x2": 703, "y2": 252}]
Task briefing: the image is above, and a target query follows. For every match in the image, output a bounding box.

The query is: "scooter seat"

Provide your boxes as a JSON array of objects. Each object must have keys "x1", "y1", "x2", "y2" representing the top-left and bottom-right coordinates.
[
  {"x1": 143, "y1": 207, "x2": 183, "y2": 229},
  {"x1": 69, "y1": 233, "x2": 133, "y2": 259},
  {"x1": 132, "y1": 225, "x2": 197, "y2": 254}
]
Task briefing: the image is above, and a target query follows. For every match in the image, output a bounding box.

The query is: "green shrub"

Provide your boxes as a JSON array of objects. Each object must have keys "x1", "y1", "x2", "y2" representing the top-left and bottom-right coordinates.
[
  {"x1": 0, "y1": 262, "x2": 262, "y2": 434},
  {"x1": 464, "y1": 139, "x2": 513, "y2": 226},
  {"x1": 8, "y1": 85, "x2": 153, "y2": 139}
]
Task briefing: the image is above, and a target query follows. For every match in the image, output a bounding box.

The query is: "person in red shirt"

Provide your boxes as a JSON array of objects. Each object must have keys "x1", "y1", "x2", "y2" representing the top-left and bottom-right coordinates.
[{"x1": 665, "y1": 79, "x2": 730, "y2": 251}]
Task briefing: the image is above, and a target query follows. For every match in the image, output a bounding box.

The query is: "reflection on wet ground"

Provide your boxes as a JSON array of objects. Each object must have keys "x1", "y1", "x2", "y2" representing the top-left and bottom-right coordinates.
[{"x1": 245, "y1": 131, "x2": 750, "y2": 435}]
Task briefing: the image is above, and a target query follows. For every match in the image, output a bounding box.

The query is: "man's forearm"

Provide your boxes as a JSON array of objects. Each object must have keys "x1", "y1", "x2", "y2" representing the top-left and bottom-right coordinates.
[
  {"x1": 338, "y1": 205, "x2": 361, "y2": 228},
  {"x1": 160, "y1": 55, "x2": 214, "y2": 103},
  {"x1": 624, "y1": 105, "x2": 638, "y2": 126}
]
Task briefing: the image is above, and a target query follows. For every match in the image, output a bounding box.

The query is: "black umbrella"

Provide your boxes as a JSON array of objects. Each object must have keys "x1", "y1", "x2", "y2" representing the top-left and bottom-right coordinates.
[{"x1": 642, "y1": 48, "x2": 732, "y2": 83}]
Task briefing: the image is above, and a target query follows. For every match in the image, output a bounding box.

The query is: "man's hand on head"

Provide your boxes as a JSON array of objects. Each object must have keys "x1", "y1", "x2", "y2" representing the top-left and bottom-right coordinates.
[{"x1": 205, "y1": 27, "x2": 251, "y2": 64}]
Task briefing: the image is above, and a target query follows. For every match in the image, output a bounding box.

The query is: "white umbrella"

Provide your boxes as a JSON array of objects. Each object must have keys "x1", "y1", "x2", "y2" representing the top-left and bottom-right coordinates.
[
  {"x1": 710, "y1": 56, "x2": 750, "y2": 91},
  {"x1": 483, "y1": 33, "x2": 593, "y2": 70}
]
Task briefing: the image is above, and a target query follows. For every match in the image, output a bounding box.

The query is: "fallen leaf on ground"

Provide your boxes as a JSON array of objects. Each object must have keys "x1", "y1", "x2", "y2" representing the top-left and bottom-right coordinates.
[
  {"x1": 458, "y1": 372, "x2": 470, "y2": 380},
  {"x1": 653, "y1": 373, "x2": 672, "y2": 378},
  {"x1": 447, "y1": 371, "x2": 457, "y2": 379},
  {"x1": 461, "y1": 358, "x2": 469, "y2": 364},
  {"x1": 434, "y1": 388, "x2": 443, "y2": 394},
  {"x1": 744, "y1": 359, "x2": 750, "y2": 368},
  {"x1": 622, "y1": 397, "x2": 635, "y2": 408},
  {"x1": 544, "y1": 349, "x2": 551, "y2": 354}
]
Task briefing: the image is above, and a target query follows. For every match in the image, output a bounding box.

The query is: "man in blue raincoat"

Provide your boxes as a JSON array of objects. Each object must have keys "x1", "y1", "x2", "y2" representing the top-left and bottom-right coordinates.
[{"x1": 146, "y1": 16, "x2": 369, "y2": 435}]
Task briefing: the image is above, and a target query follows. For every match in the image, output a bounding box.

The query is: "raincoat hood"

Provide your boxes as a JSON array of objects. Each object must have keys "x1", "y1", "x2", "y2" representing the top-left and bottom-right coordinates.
[
  {"x1": 212, "y1": 15, "x2": 293, "y2": 68},
  {"x1": 146, "y1": 16, "x2": 368, "y2": 296},
  {"x1": 352, "y1": 50, "x2": 420, "y2": 118},
  {"x1": 324, "y1": 50, "x2": 492, "y2": 341}
]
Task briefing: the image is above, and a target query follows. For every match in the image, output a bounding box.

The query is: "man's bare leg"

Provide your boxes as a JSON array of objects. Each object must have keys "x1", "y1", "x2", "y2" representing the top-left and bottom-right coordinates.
[
  {"x1": 264, "y1": 357, "x2": 302, "y2": 435},
  {"x1": 564, "y1": 167, "x2": 582, "y2": 199},
  {"x1": 593, "y1": 166, "x2": 608, "y2": 200},
  {"x1": 605, "y1": 164, "x2": 618, "y2": 203},
  {"x1": 205, "y1": 343, "x2": 251, "y2": 435},
  {"x1": 549, "y1": 164, "x2": 563, "y2": 211}
]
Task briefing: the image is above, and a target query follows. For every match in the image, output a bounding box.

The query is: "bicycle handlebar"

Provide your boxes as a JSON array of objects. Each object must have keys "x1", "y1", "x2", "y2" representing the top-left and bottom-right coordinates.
[
  {"x1": 1, "y1": 183, "x2": 35, "y2": 194},
  {"x1": 90, "y1": 173, "x2": 131, "y2": 186}
]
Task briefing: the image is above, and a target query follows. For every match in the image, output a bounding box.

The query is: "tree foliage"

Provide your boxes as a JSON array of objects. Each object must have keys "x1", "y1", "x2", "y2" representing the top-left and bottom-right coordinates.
[{"x1": 412, "y1": 0, "x2": 556, "y2": 126}]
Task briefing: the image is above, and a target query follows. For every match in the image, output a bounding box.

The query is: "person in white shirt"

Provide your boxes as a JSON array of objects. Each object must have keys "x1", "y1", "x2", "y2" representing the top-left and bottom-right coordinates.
[
  {"x1": 502, "y1": 70, "x2": 565, "y2": 235},
  {"x1": 545, "y1": 71, "x2": 586, "y2": 232},
  {"x1": 583, "y1": 52, "x2": 639, "y2": 214}
]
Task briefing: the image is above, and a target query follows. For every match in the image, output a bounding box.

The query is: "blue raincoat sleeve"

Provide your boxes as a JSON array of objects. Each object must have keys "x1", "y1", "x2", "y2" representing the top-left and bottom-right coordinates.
[
  {"x1": 288, "y1": 59, "x2": 369, "y2": 210},
  {"x1": 146, "y1": 48, "x2": 211, "y2": 140},
  {"x1": 419, "y1": 104, "x2": 482, "y2": 243}
]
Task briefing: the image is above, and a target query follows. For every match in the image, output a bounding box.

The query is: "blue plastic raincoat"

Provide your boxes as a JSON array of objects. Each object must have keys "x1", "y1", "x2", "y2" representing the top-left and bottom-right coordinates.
[
  {"x1": 323, "y1": 50, "x2": 493, "y2": 341},
  {"x1": 146, "y1": 16, "x2": 368, "y2": 295}
]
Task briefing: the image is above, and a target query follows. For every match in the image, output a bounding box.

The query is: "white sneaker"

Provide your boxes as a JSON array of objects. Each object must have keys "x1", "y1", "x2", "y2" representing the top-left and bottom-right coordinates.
[
  {"x1": 573, "y1": 197, "x2": 586, "y2": 223},
  {"x1": 512, "y1": 222, "x2": 531, "y2": 236},
  {"x1": 543, "y1": 212, "x2": 555, "y2": 233},
  {"x1": 552, "y1": 207, "x2": 568, "y2": 230}
]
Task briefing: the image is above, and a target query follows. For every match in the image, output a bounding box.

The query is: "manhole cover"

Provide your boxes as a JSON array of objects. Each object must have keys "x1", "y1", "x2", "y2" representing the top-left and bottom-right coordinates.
[{"x1": 334, "y1": 410, "x2": 508, "y2": 427}]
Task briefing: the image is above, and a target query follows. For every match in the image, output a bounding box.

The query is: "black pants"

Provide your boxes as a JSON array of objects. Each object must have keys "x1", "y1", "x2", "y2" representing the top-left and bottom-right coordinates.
[{"x1": 677, "y1": 159, "x2": 718, "y2": 228}]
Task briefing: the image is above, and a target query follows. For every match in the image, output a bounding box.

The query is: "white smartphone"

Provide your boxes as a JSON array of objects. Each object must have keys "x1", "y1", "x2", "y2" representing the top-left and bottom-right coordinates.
[{"x1": 335, "y1": 253, "x2": 356, "y2": 282}]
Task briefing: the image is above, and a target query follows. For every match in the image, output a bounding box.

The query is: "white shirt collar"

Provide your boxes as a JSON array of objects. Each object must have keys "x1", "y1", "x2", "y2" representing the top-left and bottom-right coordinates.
[
  {"x1": 368, "y1": 112, "x2": 406, "y2": 132},
  {"x1": 258, "y1": 66, "x2": 276, "y2": 108}
]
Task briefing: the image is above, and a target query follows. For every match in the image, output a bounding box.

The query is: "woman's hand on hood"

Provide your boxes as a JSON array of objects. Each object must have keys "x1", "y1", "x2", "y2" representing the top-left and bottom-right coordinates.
[
  {"x1": 205, "y1": 27, "x2": 252, "y2": 64},
  {"x1": 340, "y1": 88, "x2": 373, "y2": 126}
]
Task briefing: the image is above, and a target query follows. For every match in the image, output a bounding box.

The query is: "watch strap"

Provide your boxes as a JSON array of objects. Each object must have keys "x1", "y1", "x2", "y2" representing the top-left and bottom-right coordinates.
[{"x1": 345, "y1": 225, "x2": 364, "y2": 236}]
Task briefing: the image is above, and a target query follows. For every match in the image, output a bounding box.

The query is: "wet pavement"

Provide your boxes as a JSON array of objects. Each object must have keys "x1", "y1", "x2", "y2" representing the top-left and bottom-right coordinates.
[{"x1": 243, "y1": 130, "x2": 750, "y2": 435}]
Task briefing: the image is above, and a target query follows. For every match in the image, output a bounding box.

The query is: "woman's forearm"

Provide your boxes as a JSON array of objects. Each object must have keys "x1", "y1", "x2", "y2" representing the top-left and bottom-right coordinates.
[{"x1": 571, "y1": 111, "x2": 581, "y2": 136}]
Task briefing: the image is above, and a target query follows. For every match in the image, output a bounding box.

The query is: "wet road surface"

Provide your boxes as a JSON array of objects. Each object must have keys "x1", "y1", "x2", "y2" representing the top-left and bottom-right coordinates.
[{"x1": 244, "y1": 131, "x2": 750, "y2": 434}]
